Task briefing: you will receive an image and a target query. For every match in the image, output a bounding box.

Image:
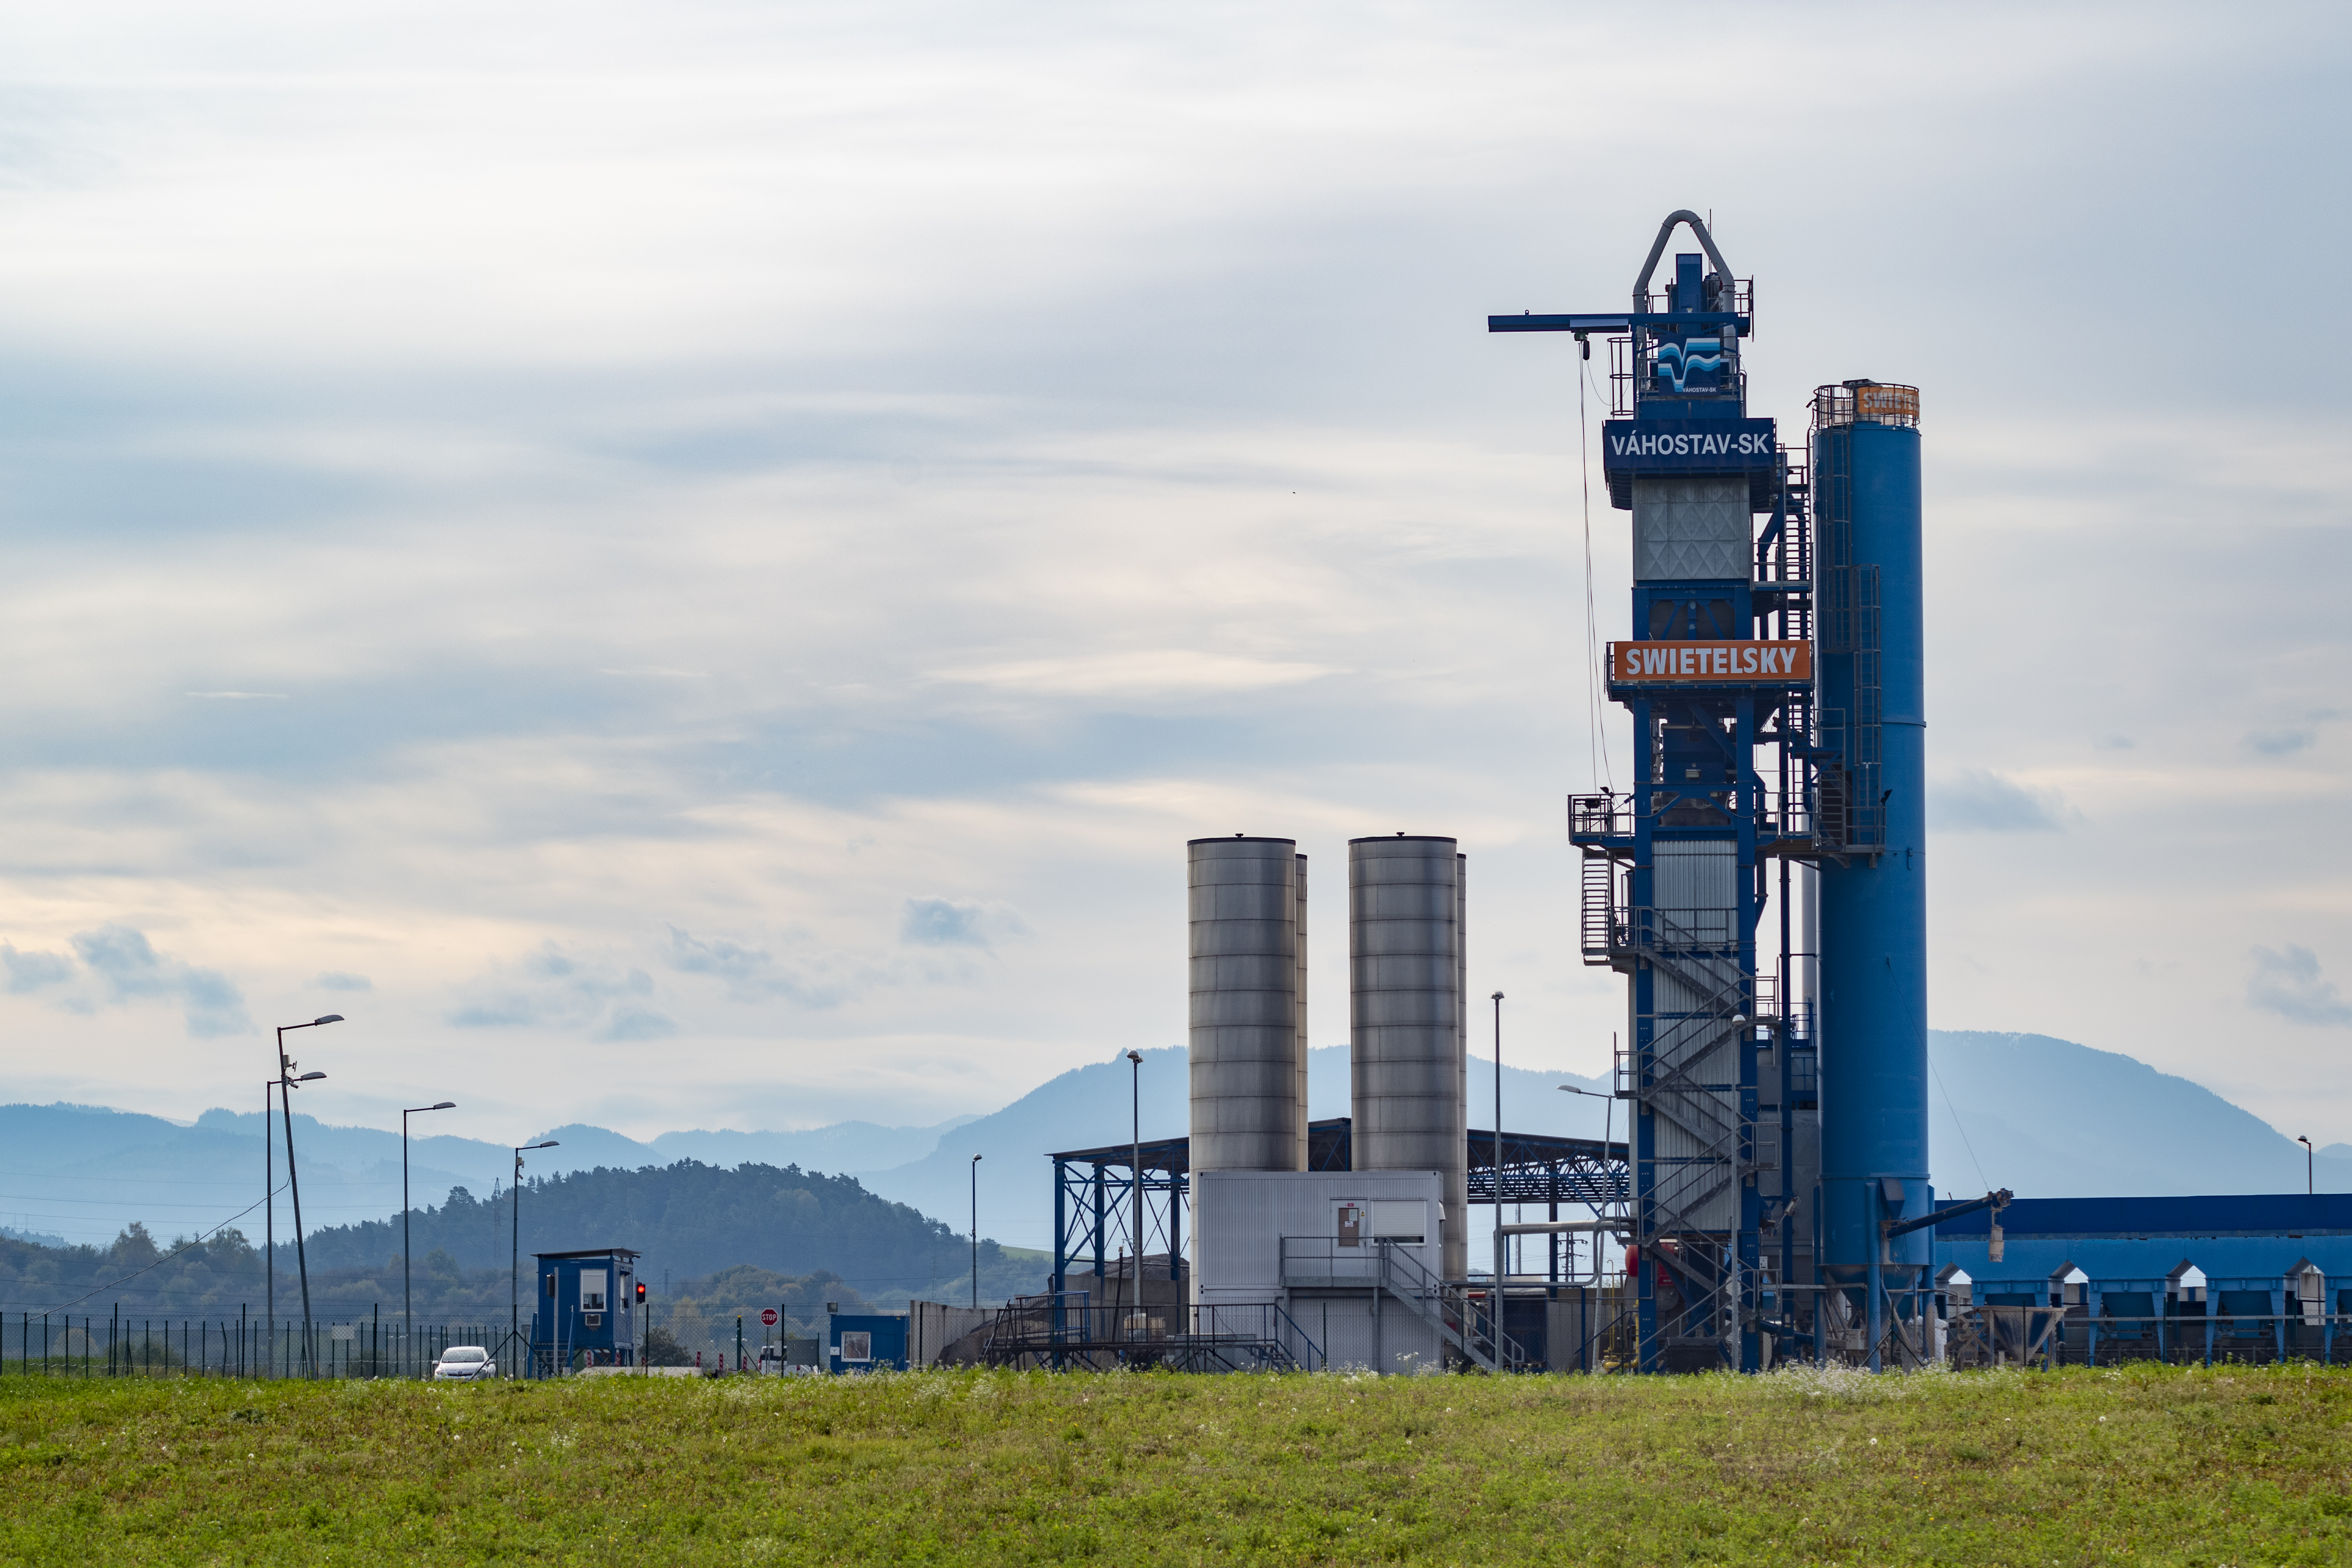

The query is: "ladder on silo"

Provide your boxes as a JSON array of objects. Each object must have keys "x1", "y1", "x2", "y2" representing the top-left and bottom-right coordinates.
[{"x1": 1812, "y1": 421, "x2": 1882, "y2": 858}]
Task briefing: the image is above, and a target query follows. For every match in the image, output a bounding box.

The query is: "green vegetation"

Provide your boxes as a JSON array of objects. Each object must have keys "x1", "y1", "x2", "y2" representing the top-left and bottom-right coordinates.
[
  {"x1": 0, "y1": 1165, "x2": 1056, "y2": 1323},
  {"x1": 294, "y1": 1160, "x2": 1051, "y2": 1306},
  {"x1": 3, "y1": 1363, "x2": 2350, "y2": 1564}
]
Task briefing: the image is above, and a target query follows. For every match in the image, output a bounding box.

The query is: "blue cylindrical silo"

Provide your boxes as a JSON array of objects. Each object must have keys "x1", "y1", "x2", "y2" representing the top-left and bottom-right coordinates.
[{"x1": 1814, "y1": 393, "x2": 1929, "y2": 1286}]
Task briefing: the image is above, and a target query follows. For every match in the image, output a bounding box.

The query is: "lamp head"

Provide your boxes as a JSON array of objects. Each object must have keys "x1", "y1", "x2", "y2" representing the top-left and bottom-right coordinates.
[
  {"x1": 314, "y1": 1014, "x2": 345, "y2": 1026},
  {"x1": 972, "y1": 1153, "x2": 982, "y2": 1163},
  {"x1": 432, "y1": 1102, "x2": 456, "y2": 1111},
  {"x1": 296, "y1": 1071, "x2": 326, "y2": 1082},
  {"x1": 1491, "y1": 991, "x2": 1504, "y2": 1002},
  {"x1": 1125, "y1": 1049, "x2": 1142, "y2": 1064}
]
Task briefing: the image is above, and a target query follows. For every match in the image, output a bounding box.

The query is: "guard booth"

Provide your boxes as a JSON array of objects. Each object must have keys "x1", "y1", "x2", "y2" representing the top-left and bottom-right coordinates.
[
  {"x1": 826, "y1": 1311, "x2": 909, "y2": 1373},
  {"x1": 530, "y1": 1248, "x2": 641, "y2": 1374}
]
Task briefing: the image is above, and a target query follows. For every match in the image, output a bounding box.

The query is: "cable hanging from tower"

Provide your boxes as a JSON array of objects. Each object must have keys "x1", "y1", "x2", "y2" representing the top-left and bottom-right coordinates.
[{"x1": 1579, "y1": 355, "x2": 1614, "y2": 789}]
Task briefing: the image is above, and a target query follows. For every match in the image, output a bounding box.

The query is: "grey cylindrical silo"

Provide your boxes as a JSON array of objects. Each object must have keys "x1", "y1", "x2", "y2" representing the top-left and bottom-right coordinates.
[
  {"x1": 1189, "y1": 837, "x2": 1307, "y2": 1172},
  {"x1": 1455, "y1": 853, "x2": 1468, "y2": 1279},
  {"x1": 1349, "y1": 835, "x2": 1468, "y2": 1280},
  {"x1": 1294, "y1": 854, "x2": 1311, "y2": 1172}
]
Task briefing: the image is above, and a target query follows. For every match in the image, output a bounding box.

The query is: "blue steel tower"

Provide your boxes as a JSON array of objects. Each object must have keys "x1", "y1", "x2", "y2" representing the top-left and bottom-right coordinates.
[
  {"x1": 1494, "y1": 212, "x2": 1929, "y2": 1372},
  {"x1": 1811, "y1": 383, "x2": 1928, "y2": 1367}
]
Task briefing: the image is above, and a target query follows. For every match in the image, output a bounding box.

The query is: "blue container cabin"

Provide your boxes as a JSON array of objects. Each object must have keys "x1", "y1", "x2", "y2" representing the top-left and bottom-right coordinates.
[
  {"x1": 826, "y1": 1312, "x2": 908, "y2": 1373},
  {"x1": 530, "y1": 1247, "x2": 642, "y2": 1372}
]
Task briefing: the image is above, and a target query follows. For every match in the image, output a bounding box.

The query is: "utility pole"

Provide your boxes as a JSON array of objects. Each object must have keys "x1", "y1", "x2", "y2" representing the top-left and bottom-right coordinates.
[
  {"x1": 1127, "y1": 1049, "x2": 1144, "y2": 1334},
  {"x1": 403, "y1": 1101, "x2": 457, "y2": 1377},
  {"x1": 1491, "y1": 993, "x2": 1505, "y2": 1358},
  {"x1": 512, "y1": 1140, "x2": 559, "y2": 1376},
  {"x1": 274, "y1": 1014, "x2": 342, "y2": 1376},
  {"x1": 263, "y1": 1080, "x2": 274, "y2": 1375},
  {"x1": 970, "y1": 1154, "x2": 983, "y2": 1310}
]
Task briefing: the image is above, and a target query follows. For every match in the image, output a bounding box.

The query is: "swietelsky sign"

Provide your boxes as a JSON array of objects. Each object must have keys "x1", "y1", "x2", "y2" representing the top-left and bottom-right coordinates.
[{"x1": 1610, "y1": 640, "x2": 1811, "y2": 683}]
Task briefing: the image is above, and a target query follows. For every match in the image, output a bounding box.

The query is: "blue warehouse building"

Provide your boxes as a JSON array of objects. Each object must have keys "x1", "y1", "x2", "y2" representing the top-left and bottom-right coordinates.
[{"x1": 1935, "y1": 1196, "x2": 2352, "y2": 1365}]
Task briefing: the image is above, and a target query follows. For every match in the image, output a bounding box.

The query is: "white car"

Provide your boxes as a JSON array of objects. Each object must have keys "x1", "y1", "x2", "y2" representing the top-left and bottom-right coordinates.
[{"x1": 432, "y1": 1346, "x2": 497, "y2": 1381}]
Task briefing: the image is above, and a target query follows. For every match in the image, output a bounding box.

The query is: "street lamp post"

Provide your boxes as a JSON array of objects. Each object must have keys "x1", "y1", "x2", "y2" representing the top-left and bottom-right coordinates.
[
  {"x1": 1126, "y1": 1049, "x2": 1143, "y2": 1335},
  {"x1": 1490, "y1": 995, "x2": 1505, "y2": 1298},
  {"x1": 402, "y1": 1102, "x2": 457, "y2": 1376},
  {"x1": 263, "y1": 1079, "x2": 275, "y2": 1375},
  {"x1": 970, "y1": 1154, "x2": 982, "y2": 1310},
  {"x1": 1557, "y1": 1086, "x2": 1615, "y2": 1175},
  {"x1": 2299, "y1": 1136, "x2": 2314, "y2": 1196},
  {"x1": 1560, "y1": 1083, "x2": 1616, "y2": 1284},
  {"x1": 512, "y1": 1140, "x2": 559, "y2": 1376},
  {"x1": 274, "y1": 1014, "x2": 343, "y2": 1376}
]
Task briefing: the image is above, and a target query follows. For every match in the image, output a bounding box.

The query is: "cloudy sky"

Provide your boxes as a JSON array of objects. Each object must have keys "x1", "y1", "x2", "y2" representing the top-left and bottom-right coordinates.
[{"x1": 0, "y1": 1, "x2": 2346, "y2": 1156}]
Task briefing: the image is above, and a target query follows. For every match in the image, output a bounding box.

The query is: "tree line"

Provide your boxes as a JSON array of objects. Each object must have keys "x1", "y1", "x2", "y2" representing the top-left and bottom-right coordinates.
[{"x1": 0, "y1": 1159, "x2": 1047, "y2": 1318}]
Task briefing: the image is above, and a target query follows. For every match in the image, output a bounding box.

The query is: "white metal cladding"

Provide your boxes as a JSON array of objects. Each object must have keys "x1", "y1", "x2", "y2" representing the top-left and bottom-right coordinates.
[
  {"x1": 1632, "y1": 475, "x2": 1749, "y2": 582},
  {"x1": 1192, "y1": 1169, "x2": 1442, "y2": 1307},
  {"x1": 1349, "y1": 836, "x2": 1468, "y2": 1280},
  {"x1": 1652, "y1": 838, "x2": 1735, "y2": 915},
  {"x1": 1189, "y1": 837, "x2": 1307, "y2": 1172}
]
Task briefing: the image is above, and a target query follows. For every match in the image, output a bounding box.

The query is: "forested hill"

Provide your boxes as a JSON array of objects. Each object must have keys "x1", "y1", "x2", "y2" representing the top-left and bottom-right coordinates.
[{"x1": 294, "y1": 1160, "x2": 1044, "y2": 1303}]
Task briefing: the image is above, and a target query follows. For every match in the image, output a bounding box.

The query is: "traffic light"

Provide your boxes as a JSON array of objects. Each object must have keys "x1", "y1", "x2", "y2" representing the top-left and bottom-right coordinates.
[{"x1": 635, "y1": 1281, "x2": 646, "y2": 1304}]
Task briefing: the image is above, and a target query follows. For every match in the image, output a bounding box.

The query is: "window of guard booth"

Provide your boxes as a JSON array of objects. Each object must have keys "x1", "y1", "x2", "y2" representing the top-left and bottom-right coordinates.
[
  {"x1": 841, "y1": 1331, "x2": 872, "y2": 1362},
  {"x1": 1370, "y1": 1201, "x2": 1426, "y2": 1244},
  {"x1": 581, "y1": 1272, "x2": 608, "y2": 1312}
]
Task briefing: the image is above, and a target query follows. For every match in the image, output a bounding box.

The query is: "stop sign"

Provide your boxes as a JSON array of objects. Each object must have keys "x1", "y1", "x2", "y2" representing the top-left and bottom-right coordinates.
[{"x1": 760, "y1": 1308, "x2": 779, "y2": 1327}]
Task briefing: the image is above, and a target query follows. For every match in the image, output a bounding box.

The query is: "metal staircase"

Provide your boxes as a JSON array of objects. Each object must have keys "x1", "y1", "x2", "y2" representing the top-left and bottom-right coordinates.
[
  {"x1": 1372, "y1": 1241, "x2": 1529, "y2": 1372},
  {"x1": 1278, "y1": 1240, "x2": 1530, "y2": 1372},
  {"x1": 1580, "y1": 852, "x2": 1619, "y2": 967},
  {"x1": 1617, "y1": 906, "x2": 1754, "y2": 1361}
]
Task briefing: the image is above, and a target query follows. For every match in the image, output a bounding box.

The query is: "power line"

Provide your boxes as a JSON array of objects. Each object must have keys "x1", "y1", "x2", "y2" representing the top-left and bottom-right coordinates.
[{"x1": 28, "y1": 1183, "x2": 288, "y2": 1314}]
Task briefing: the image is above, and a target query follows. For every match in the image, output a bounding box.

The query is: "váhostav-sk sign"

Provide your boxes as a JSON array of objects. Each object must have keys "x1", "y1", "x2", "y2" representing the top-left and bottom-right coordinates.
[
  {"x1": 1610, "y1": 640, "x2": 1811, "y2": 683},
  {"x1": 1599, "y1": 418, "x2": 1778, "y2": 475}
]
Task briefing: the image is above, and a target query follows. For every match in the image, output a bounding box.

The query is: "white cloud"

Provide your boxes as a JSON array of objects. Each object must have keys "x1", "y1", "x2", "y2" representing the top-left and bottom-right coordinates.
[
  {"x1": 446, "y1": 943, "x2": 662, "y2": 1036},
  {"x1": 1931, "y1": 771, "x2": 2069, "y2": 833},
  {"x1": 2248, "y1": 946, "x2": 2352, "y2": 1029},
  {"x1": 934, "y1": 651, "x2": 1339, "y2": 701},
  {"x1": 2, "y1": 944, "x2": 75, "y2": 994},
  {"x1": 0, "y1": 0, "x2": 2342, "y2": 1148},
  {"x1": 898, "y1": 897, "x2": 1027, "y2": 950},
  {"x1": 66, "y1": 925, "x2": 252, "y2": 1038}
]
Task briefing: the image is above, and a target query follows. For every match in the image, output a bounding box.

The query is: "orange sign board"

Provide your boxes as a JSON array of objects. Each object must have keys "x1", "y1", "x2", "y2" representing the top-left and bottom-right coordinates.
[
  {"x1": 1610, "y1": 640, "x2": 1811, "y2": 683},
  {"x1": 1855, "y1": 384, "x2": 1919, "y2": 423}
]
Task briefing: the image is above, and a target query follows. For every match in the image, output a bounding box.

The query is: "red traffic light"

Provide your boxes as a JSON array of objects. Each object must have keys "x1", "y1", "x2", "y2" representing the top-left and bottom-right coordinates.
[{"x1": 634, "y1": 1281, "x2": 647, "y2": 1303}]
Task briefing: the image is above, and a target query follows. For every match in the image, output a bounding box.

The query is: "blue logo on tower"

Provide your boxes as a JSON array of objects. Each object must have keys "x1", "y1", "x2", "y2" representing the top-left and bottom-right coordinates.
[{"x1": 1651, "y1": 333, "x2": 1725, "y2": 394}]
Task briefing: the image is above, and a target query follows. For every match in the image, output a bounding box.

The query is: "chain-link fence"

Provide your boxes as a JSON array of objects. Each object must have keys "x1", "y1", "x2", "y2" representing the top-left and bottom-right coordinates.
[{"x1": 0, "y1": 1303, "x2": 847, "y2": 1379}]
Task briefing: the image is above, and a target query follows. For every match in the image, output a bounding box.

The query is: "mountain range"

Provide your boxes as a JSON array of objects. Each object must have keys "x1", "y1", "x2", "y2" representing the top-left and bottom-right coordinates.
[{"x1": 4, "y1": 1030, "x2": 2345, "y2": 1269}]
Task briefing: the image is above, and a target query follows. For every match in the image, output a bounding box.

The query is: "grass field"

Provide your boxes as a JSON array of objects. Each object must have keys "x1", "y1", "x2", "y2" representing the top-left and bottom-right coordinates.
[{"x1": 2, "y1": 1363, "x2": 2349, "y2": 1565}]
